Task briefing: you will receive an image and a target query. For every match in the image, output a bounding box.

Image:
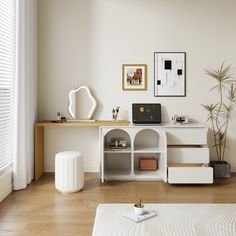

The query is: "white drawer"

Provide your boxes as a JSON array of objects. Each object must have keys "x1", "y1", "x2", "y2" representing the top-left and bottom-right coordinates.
[
  {"x1": 166, "y1": 128, "x2": 207, "y2": 145},
  {"x1": 168, "y1": 165, "x2": 213, "y2": 184},
  {"x1": 168, "y1": 148, "x2": 209, "y2": 163}
]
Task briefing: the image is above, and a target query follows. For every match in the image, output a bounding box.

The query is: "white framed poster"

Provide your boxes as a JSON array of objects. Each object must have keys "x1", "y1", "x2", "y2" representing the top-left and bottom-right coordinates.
[{"x1": 154, "y1": 52, "x2": 186, "y2": 97}]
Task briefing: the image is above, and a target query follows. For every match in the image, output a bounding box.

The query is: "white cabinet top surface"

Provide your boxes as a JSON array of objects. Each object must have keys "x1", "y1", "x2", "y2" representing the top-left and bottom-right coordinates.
[{"x1": 100, "y1": 123, "x2": 207, "y2": 129}]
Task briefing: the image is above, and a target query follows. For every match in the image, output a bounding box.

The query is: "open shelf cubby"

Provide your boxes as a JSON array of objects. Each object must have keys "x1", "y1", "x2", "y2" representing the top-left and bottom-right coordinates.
[
  {"x1": 104, "y1": 153, "x2": 131, "y2": 176},
  {"x1": 134, "y1": 153, "x2": 159, "y2": 170},
  {"x1": 104, "y1": 129, "x2": 131, "y2": 151},
  {"x1": 134, "y1": 129, "x2": 165, "y2": 153}
]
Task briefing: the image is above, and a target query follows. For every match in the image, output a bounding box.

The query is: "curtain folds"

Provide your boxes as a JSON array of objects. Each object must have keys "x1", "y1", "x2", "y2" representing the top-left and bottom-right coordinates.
[{"x1": 13, "y1": 0, "x2": 38, "y2": 190}]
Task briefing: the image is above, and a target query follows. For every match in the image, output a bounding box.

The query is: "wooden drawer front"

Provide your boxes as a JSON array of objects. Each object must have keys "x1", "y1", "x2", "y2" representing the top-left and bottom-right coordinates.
[
  {"x1": 166, "y1": 128, "x2": 207, "y2": 145},
  {"x1": 168, "y1": 167, "x2": 213, "y2": 184},
  {"x1": 168, "y1": 148, "x2": 209, "y2": 163}
]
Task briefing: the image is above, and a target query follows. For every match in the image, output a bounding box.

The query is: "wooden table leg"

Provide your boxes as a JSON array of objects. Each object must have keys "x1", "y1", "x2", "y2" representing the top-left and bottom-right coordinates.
[{"x1": 34, "y1": 125, "x2": 44, "y2": 180}]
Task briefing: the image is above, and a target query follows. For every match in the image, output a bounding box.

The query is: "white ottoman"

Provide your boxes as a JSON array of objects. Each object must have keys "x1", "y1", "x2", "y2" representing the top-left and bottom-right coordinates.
[{"x1": 55, "y1": 151, "x2": 84, "y2": 193}]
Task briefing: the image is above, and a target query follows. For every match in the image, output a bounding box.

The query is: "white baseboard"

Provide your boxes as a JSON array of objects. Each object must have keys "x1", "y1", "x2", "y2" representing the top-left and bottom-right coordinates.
[{"x1": 0, "y1": 170, "x2": 12, "y2": 202}]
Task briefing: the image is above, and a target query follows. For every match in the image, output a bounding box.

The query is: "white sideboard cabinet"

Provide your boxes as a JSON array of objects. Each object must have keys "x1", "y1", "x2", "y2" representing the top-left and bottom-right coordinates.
[{"x1": 99, "y1": 124, "x2": 213, "y2": 184}]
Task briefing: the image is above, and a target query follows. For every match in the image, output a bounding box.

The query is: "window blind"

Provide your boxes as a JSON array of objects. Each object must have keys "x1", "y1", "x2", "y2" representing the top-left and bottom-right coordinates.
[{"x1": 0, "y1": 0, "x2": 17, "y2": 172}]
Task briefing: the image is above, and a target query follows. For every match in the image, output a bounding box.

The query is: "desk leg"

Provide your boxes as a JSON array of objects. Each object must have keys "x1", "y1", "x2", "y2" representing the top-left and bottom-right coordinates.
[{"x1": 34, "y1": 125, "x2": 44, "y2": 180}]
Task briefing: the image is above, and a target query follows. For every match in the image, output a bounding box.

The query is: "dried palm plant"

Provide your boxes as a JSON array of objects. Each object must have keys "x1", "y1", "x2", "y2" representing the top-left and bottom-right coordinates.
[{"x1": 203, "y1": 63, "x2": 236, "y2": 161}]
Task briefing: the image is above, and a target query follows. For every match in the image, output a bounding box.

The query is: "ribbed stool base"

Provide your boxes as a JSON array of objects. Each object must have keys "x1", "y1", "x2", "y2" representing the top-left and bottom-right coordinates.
[{"x1": 55, "y1": 151, "x2": 84, "y2": 193}]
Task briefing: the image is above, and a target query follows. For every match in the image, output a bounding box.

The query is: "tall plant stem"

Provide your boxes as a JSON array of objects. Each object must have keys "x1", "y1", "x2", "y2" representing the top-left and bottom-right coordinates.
[
  {"x1": 216, "y1": 83, "x2": 223, "y2": 161},
  {"x1": 210, "y1": 115, "x2": 219, "y2": 160}
]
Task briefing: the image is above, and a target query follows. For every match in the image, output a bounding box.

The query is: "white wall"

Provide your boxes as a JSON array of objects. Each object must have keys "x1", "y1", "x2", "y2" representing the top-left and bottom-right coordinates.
[{"x1": 38, "y1": 0, "x2": 236, "y2": 172}]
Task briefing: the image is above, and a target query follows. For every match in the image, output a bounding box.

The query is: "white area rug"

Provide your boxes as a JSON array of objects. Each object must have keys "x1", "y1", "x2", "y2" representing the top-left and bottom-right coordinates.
[{"x1": 92, "y1": 204, "x2": 236, "y2": 236}]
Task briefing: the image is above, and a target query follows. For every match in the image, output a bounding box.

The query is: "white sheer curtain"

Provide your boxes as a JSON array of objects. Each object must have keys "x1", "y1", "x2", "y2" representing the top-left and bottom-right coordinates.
[{"x1": 13, "y1": 0, "x2": 38, "y2": 190}]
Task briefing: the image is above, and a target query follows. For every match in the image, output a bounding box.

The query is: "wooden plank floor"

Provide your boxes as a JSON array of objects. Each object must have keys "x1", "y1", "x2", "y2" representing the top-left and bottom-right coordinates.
[{"x1": 0, "y1": 173, "x2": 236, "y2": 236}]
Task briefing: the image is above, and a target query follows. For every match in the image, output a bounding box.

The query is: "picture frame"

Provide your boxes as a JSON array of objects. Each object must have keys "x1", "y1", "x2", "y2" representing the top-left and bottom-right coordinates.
[
  {"x1": 154, "y1": 52, "x2": 186, "y2": 97},
  {"x1": 122, "y1": 64, "x2": 147, "y2": 90}
]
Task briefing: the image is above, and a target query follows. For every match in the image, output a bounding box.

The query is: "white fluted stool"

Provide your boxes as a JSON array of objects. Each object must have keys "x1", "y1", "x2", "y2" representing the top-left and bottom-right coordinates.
[{"x1": 55, "y1": 151, "x2": 84, "y2": 193}]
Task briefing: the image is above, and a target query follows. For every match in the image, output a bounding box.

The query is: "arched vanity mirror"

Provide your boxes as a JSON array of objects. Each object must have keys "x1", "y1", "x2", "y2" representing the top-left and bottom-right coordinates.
[{"x1": 68, "y1": 85, "x2": 97, "y2": 120}]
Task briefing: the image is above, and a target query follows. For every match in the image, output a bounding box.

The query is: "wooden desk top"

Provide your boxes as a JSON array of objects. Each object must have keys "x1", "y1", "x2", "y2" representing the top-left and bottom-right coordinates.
[{"x1": 35, "y1": 120, "x2": 129, "y2": 127}]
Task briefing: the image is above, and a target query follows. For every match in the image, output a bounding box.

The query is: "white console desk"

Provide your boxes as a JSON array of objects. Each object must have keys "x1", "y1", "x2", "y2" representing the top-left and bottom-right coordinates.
[
  {"x1": 35, "y1": 121, "x2": 213, "y2": 184},
  {"x1": 100, "y1": 123, "x2": 213, "y2": 184}
]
